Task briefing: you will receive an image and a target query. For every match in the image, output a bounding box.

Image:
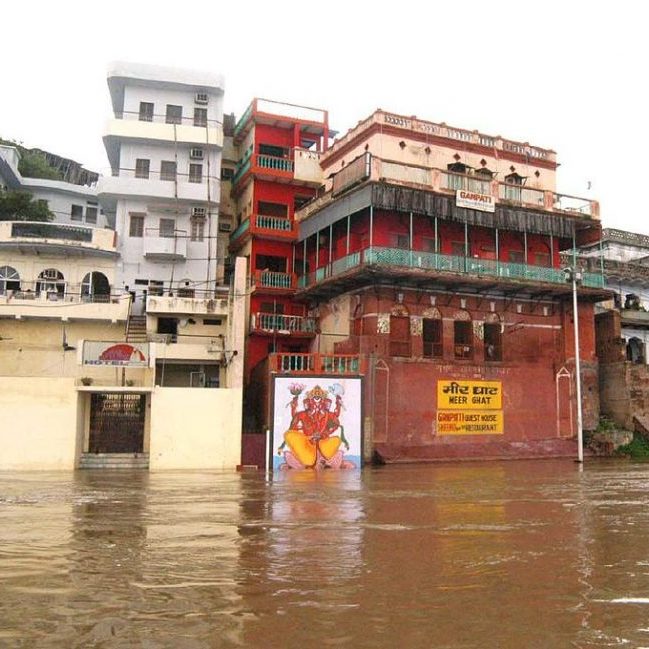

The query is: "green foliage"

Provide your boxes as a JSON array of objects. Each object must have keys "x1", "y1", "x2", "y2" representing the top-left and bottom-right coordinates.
[
  {"x1": 0, "y1": 190, "x2": 53, "y2": 222},
  {"x1": 18, "y1": 151, "x2": 63, "y2": 181},
  {"x1": 615, "y1": 434, "x2": 649, "y2": 459},
  {"x1": 0, "y1": 137, "x2": 63, "y2": 181}
]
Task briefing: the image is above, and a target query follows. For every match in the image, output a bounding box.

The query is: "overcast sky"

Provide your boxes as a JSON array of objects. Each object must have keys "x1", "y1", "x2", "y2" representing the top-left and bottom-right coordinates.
[{"x1": 2, "y1": 1, "x2": 645, "y2": 233}]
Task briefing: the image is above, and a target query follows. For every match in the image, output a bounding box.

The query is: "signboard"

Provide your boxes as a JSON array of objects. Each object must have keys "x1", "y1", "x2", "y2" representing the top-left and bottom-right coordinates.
[
  {"x1": 437, "y1": 411, "x2": 504, "y2": 435},
  {"x1": 456, "y1": 189, "x2": 495, "y2": 213},
  {"x1": 437, "y1": 380, "x2": 503, "y2": 436},
  {"x1": 271, "y1": 376, "x2": 362, "y2": 471},
  {"x1": 83, "y1": 341, "x2": 150, "y2": 367},
  {"x1": 437, "y1": 380, "x2": 501, "y2": 409}
]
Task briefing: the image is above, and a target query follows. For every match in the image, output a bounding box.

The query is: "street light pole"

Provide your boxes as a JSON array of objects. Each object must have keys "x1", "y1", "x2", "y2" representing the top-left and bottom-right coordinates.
[{"x1": 566, "y1": 267, "x2": 584, "y2": 463}]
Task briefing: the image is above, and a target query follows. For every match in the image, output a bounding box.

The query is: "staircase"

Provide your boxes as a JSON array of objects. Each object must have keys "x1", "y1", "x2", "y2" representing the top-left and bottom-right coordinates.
[
  {"x1": 79, "y1": 453, "x2": 149, "y2": 470},
  {"x1": 125, "y1": 315, "x2": 147, "y2": 343}
]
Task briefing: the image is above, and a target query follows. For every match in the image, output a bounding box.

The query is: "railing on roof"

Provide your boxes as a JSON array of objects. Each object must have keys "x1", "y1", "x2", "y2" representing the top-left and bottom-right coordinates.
[
  {"x1": 233, "y1": 103, "x2": 254, "y2": 138},
  {"x1": 10, "y1": 222, "x2": 93, "y2": 242}
]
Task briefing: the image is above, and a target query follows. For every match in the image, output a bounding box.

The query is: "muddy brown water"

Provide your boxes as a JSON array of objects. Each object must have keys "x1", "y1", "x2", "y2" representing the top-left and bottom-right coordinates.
[{"x1": 2, "y1": 461, "x2": 649, "y2": 648}]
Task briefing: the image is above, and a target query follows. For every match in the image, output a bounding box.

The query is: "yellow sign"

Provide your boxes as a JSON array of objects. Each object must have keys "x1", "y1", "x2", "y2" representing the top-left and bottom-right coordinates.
[
  {"x1": 437, "y1": 380, "x2": 502, "y2": 410},
  {"x1": 437, "y1": 411, "x2": 504, "y2": 435}
]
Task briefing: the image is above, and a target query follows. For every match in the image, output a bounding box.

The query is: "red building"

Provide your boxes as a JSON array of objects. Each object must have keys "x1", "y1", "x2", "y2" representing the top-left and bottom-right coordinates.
[{"x1": 233, "y1": 106, "x2": 608, "y2": 464}]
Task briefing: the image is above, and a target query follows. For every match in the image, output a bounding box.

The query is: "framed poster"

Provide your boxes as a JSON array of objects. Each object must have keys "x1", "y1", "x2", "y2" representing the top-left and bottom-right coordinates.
[{"x1": 271, "y1": 376, "x2": 363, "y2": 471}]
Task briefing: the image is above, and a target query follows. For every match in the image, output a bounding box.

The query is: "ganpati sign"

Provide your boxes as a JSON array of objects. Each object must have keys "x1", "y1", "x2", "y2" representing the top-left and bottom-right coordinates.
[{"x1": 272, "y1": 377, "x2": 362, "y2": 471}]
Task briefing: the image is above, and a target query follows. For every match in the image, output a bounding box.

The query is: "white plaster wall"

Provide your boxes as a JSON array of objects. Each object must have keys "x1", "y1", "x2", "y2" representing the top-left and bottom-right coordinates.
[
  {"x1": 123, "y1": 86, "x2": 223, "y2": 124},
  {"x1": 149, "y1": 387, "x2": 242, "y2": 469},
  {"x1": 0, "y1": 377, "x2": 79, "y2": 470}
]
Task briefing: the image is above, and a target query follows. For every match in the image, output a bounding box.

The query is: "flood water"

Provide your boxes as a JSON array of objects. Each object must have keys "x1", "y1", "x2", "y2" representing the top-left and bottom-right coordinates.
[{"x1": 3, "y1": 461, "x2": 649, "y2": 648}]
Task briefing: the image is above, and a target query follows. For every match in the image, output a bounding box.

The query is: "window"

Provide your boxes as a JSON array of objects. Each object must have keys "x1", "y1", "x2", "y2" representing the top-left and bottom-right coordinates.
[
  {"x1": 393, "y1": 233, "x2": 409, "y2": 249},
  {"x1": 504, "y1": 173, "x2": 524, "y2": 202},
  {"x1": 191, "y1": 217, "x2": 205, "y2": 242},
  {"x1": 129, "y1": 213, "x2": 145, "y2": 237},
  {"x1": 255, "y1": 254, "x2": 286, "y2": 273},
  {"x1": 160, "y1": 161, "x2": 176, "y2": 182},
  {"x1": 165, "y1": 104, "x2": 182, "y2": 125},
  {"x1": 189, "y1": 163, "x2": 203, "y2": 184},
  {"x1": 508, "y1": 250, "x2": 524, "y2": 264},
  {"x1": 451, "y1": 241, "x2": 466, "y2": 257},
  {"x1": 139, "y1": 102, "x2": 154, "y2": 122},
  {"x1": 259, "y1": 143, "x2": 288, "y2": 158},
  {"x1": 423, "y1": 318, "x2": 443, "y2": 358},
  {"x1": 203, "y1": 318, "x2": 222, "y2": 326},
  {"x1": 0, "y1": 265, "x2": 20, "y2": 295},
  {"x1": 221, "y1": 167, "x2": 234, "y2": 181},
  {"x1": 422, "y1": 237, "x2": 437, "y2": 253},
  {"x1": 389, "y1": 315, "x2": 411, "y2": 357},
  {"x1": 258, "y1": 201, "x2": 288, "y2": 217},
  {"x1": 484, "y1": 323, "x2": 503, "y2": 361},
  {"x1": 454, "y1": 320, "x2": 473, "y2": 359},
  {"x1": 36, "y1": 268, "x2": 65, "y2": 298},
  {"x1": 135, "y1": 158, "x2": 150, "y2": 179},
  {"x1": 85, "y1": 206, "x2": 98, "y2": 224},
  {"x1": 159, "y1": 218, "x2": 175, "y2": 238},
  {"x1": 534, "y1": 252, "x2": 551, "y2": 267},
  {"x1": 194, "y1": 107, "x2": 208, "y2": 127},
  {"x1": 71, "y1": 204, "x2": 83, "y2": 221}
]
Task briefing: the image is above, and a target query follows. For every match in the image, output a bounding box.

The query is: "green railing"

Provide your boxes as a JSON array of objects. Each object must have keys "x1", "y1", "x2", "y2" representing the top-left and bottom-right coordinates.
[
  {"x1": 233, "y1": 103, "x2": 253, "y2": 138},
  {"x1": 232, "y1": 145, "x2": 253, "y2": 185},
  {"x1": 255, "y1": 215, "x2": 292, "y2": 231},
  {"x1": 298, "y1": 246, "x2": 605, "y2": 289},
  {"x1": 256, "y1": 154, "x2": 294, "y2": 173},
  {"x1": 11, "y1": 222, "x2": 93, "y2": 243},
  {"x1": 230, "y1": 219, "x2": 250, "y2": 241}
]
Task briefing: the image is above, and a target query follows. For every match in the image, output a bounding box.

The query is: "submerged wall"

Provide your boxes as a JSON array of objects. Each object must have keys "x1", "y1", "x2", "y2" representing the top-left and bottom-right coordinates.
[{"x1": 149, "y1": 387, "x2": 243, "y2": 470}]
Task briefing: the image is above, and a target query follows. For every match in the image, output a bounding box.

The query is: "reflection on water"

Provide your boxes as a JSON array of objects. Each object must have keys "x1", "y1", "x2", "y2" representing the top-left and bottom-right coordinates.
[{"x1": 3, "y1": 461, "x2": 649, "y2": 647}]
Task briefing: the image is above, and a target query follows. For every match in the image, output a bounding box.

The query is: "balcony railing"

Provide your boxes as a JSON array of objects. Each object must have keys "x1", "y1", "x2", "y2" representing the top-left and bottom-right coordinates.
[
  {"x1": 255, "y1": 214, "x2": 292, "y2": 232},
  {"x1": 298, "y1": 247, "x2": 605, "y2": 290},
  {"x1": 252, "y1": 312, "x2": 317, "y2": 334},
  {"x1": 252, "y1": 270, "x2": 296, "y2": 290},
  {"x1": 270, "y1": 353, "x2": 362, "y2": 374},
  {"x1": 10, "y1": 222, "x2": 93, "y2": 242},
  {"x1": 256, "y1": 154, "x2": 294, "y2": 173}
]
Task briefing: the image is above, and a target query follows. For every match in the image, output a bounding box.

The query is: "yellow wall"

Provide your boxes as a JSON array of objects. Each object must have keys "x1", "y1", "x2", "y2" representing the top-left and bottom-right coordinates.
[
  {"x1": 0, "y1": 377, "x2": 79, "y2": 470},
  {"x1": 149, "y1": 387, "x2": 242, "y2": 469}
]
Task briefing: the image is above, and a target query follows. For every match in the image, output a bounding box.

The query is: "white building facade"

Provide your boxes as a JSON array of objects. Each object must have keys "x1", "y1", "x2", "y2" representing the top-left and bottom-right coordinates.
[{"x1": 97, "y1": 62, "x2": 225, "y2": 312}]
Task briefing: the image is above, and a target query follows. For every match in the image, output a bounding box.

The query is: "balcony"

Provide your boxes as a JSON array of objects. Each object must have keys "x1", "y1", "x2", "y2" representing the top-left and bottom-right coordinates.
[
  {"x1": 0, "y1": 285, "x2": 130, "y2": 321},
  {"x1": 0, "y1": 221, "x2": 118, "y2": 257},
  {"x1": 250, "y1": 312, "x2": 317, "y2": 336},
  {"x1": 97, "y1": 168, "x2": 220, "y2": 210},
  {"x1": 147, "y1": 294, "x2": 229, "y2": 317},
  {"x1": 143, "y1": 229, "x2": 187, "y2": 260},
  {"x1": 269, "y1": 352, "x2": 363, "y2": 375},
  {"x1": 103, "y1": 113, "x2": 222, "y2": 170},
  {"x1": 297, "y1": 156, "x2": 600, "y2": 221},
  {"x1": 252, "y1": 270, "x2": 297, "y2": 292},
  {"x1": 297, "y1": 246, "x2": 605, "y2": 293}
]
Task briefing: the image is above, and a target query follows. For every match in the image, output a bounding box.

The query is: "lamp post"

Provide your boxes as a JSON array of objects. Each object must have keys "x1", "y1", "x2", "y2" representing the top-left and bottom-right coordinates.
[{"x1": 564, "y1": 266, "x2": 584, "y2": 463}]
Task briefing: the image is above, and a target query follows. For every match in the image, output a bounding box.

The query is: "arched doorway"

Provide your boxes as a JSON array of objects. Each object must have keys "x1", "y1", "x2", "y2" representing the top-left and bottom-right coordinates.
[
  {"x1": 81, "y1": 272, "x2": 110, "y2": 302},
  {"x1": 0, "y1": 266, "x2": 20, "y2": 295}
]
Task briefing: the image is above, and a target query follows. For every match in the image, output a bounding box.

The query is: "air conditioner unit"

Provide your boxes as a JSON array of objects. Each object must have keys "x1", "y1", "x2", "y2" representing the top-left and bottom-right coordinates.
[
  {"x1": 195, "y1": 93, "x2": 208, "y2": 105},
  {"x1": 190, "y1": 148, "x2": 204, "y2": 160},
  {"x1": 192, "y1": 207, "x2": 207, "y2": 218},
  {"x1": 218, "y1": 222, "x2": 232, "y2": 232}
]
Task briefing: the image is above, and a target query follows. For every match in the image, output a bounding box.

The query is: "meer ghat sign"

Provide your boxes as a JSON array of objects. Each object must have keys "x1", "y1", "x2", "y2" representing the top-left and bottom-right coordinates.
[
  {"x1": 456, "y1": 189, "x2": 495, "y2": 213},
  {"x1": 437, "y1": 380, "x2": 503, "y2": 435}
]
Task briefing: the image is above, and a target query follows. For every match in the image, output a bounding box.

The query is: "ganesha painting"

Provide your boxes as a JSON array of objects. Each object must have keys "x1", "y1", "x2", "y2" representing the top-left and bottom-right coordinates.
[{"x1": 272, "y1": 377, "x2": 362, "y2": 471}]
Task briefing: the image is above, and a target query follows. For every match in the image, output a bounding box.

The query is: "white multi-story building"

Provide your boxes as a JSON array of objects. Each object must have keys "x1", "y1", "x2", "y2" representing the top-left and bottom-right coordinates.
[{"x1": 97, "y1": 61, "x2": 225, "y2": 311}]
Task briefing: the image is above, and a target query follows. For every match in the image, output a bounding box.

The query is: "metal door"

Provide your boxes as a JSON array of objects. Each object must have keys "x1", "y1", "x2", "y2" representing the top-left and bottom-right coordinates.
[{"x1": 89, "y1": 393, "x2": 146, "y2": 453}]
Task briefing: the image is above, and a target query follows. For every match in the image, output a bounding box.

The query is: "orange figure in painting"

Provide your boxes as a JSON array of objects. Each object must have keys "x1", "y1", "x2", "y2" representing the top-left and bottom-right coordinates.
[{"x1": 278, "y1": 383, "x2": 355, "y2": 470}]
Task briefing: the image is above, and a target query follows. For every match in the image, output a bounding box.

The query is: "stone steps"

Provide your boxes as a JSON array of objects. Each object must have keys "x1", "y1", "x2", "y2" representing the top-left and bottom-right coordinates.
[{"x1": 79, "y1": 453, "x2": 149, "y2": 470}]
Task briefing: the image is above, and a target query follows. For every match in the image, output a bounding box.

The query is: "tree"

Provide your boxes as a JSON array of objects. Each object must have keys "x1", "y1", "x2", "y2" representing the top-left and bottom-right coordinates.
[
  {"x1": 18, "y1": 151, "x2": 63, "y2": 181},
  {"x1": 0, "y1": 190, "x2": 53, "y2": 222}
]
